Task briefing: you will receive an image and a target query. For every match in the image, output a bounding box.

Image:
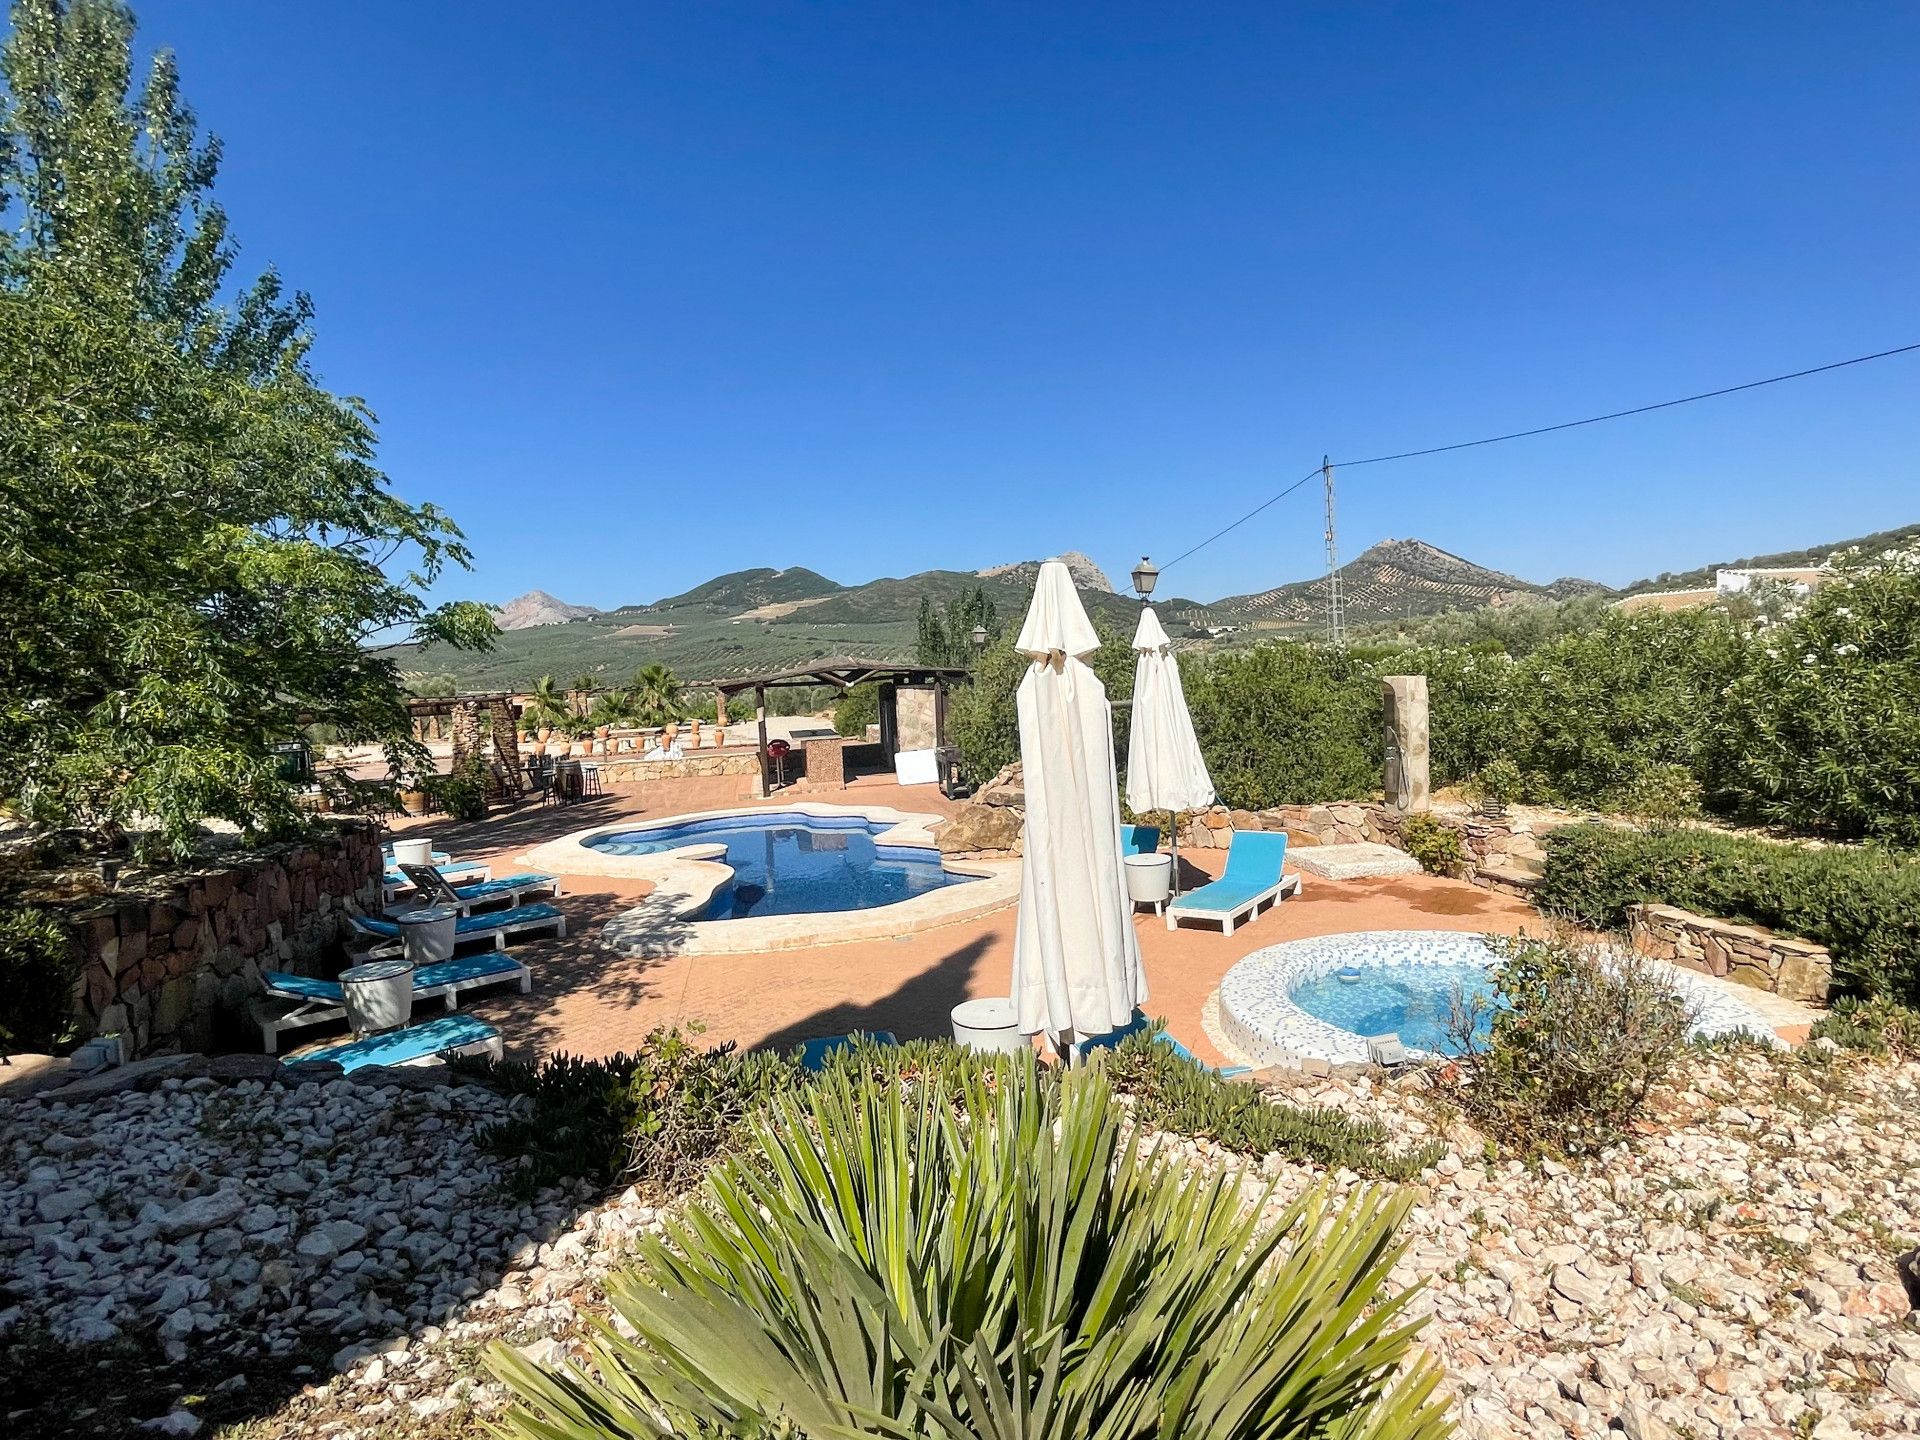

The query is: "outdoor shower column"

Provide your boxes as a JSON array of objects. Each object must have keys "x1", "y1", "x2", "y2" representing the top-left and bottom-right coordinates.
[{"x1": 1381, "y1": 675, "x2": 1430, "y2": 812}]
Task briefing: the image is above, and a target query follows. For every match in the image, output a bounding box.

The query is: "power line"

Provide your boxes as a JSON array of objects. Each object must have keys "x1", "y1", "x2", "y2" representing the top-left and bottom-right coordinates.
[{"x1": 1160, "y1": 339, "x2": 1920, "y2": 573}]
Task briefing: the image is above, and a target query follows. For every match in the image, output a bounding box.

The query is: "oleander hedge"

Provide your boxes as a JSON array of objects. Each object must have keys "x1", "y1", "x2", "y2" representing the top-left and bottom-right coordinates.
[{"x1": 1536, "y1": 824, "x2": 1920, "y2": 1003}]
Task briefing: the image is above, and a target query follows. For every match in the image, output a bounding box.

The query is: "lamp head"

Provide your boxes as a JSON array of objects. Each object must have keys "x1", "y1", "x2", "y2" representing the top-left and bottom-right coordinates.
[{"x1": 1130, "y1": 556, "x2": 1159, "y2": 599}]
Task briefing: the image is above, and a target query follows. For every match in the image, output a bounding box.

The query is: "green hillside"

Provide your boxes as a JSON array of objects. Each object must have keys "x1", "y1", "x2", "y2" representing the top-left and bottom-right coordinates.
[
  {"x1": 1617, "y1": 521, "x2": 1920, "y2": 596},
  {"x1": 637, "y1": 566, "x2": 843, "y2": 614}
]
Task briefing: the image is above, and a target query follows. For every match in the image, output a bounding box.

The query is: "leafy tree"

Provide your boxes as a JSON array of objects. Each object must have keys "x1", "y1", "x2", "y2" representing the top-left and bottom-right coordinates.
[
  {"x1": 1720, "y1": 549, "x2": 1920, "y2": 845},
  {"x1": 833, "y1": 682, "x2": 879, "y2": 737},
  {"x1": 0, "y1": 0, "x2": 492, "y2": 854},
  {"x1": 1181, "y1": 642, "x2": 1379, "y2": 808},
  {"x1": 947, "y1": 627, "x2": 1134, "y2": 784},
  {"x1": 1489, "y1": 609, "x2": 1749, "y2": 812},
  {"x1": 914, "y1": 584, "x2": 1000, "y2": 666}
]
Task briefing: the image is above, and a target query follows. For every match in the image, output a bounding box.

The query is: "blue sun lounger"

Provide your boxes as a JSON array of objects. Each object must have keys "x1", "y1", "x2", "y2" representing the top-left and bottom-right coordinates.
[
  {"x1": 1120, "y1": 823, "x2": 1161, "y2": 856},
  {"x1": 253, "y1": 952, "x2": 534, "y2": 1052},
  {"x1": 796, "y1": 1031, "x2": 899, "y2": 1071},
  {"x1": 1074, "y1": 1012, "x2": 1252, "y2": 1078},
  {"x1": 382, "y1": 858, "x2": 491, "y2": 903},
  {"x1": 349, "y1": 902, "x2": 567, "y2": 959},
  {"x1": 299, "y1": 1013, "x2": 503, "y2": 1073},
  {"x1": 398, "y1": 863, "x2": 562, "y2": 915},
  {"x1": 1165, "y1": 830, "x2": 1299, "y2": 936}
]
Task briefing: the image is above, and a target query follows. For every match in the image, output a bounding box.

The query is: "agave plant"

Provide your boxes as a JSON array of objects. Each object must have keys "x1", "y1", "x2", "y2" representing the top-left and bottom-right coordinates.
[{"x1": 490, "y1": 1052, "x2": 1449, "y2": 1440}]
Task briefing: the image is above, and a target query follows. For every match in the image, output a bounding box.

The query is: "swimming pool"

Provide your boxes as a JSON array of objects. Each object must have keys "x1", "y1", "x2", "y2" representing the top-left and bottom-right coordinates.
[
  {"x1": 1216, "y1": 930, "x2": 1782, "y2": 1067},
  {"x1": 584, "y1": 812, "x2": 976, "y2": 920}
]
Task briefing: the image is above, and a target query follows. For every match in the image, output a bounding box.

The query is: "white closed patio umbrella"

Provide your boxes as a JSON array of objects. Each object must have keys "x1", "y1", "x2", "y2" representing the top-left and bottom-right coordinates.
[
  {"x1": 1010, "y1": 560, "x2": 1148, "y2": 1053},
  {"x1": 1126, "y1": 605, "x2": 1215, "y2": 896}
]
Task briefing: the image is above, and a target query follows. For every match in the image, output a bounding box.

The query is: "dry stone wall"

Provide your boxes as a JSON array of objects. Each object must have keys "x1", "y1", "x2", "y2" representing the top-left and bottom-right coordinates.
[
  {"x1": 55, "y1": 824, "x2": 382, "y2": 1058},
  {"x1": 1628, "y1": 902, "x2": 1832, "y2": 1004}
]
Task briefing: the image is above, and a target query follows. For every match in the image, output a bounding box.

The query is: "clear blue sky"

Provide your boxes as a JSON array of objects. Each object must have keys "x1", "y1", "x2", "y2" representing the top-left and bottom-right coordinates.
[{"x1": 124, "y1": 1, "x2": 1919, "y2": 606}]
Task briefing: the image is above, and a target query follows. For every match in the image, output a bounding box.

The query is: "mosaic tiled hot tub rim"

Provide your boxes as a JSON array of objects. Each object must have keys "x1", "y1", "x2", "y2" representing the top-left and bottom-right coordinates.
[{"x1": 1216, "y1": 929, "x2": 1785, "y2": 1068}]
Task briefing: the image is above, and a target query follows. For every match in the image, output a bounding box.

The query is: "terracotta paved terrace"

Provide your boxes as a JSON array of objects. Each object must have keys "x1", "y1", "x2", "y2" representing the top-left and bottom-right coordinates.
[{"x1": 389, "y1": 772, "x2": 1543, "y2": 1066}]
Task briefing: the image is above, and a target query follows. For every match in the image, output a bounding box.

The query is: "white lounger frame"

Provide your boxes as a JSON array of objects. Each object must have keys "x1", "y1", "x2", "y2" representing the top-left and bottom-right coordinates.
[
  {"x1": 382, "y1": 862, "x2": 492, "y2": 905},
  {"x1": 252, "y1": 958, "x2": 533, "y2": 1053},
  {"x1": 358, "y1": 909, "x2": 566, "y2": 960},
  {"x1": 1165, "y1": 872, "x2": 1302, "y2": 936}
]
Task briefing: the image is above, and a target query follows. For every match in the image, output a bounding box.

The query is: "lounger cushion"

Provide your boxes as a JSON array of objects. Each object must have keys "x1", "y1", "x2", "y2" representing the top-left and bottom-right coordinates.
[
  {"x1": 303, "y1": 1014, "x2": 499, "y2": 1072},
  {"x1": 1169, "y1": 878, "x2": 1275, "y2": 913},
  {"x1": 451, "y1": 873, "x2": 555, "y2": 900},
  {"x1": 1172, "y1": 831, "x2": 1289, "y2": 914},
  {"x1": 1119, "y1": 824, "x2": 1161, "y2": 856},
  {"x1": 353, "y1": 902, "x2": 563, "y2": 939},
  {"x1": 414, "y1": 952, "x2": 526, "y2": 988},
  {"x1": 262, "y1": 971, "x2": 344, "y2": 1002}
]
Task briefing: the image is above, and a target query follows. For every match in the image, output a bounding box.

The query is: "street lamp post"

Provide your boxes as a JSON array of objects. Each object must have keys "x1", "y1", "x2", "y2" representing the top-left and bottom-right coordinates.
[{"x1": 1130, "y1": 556, "x2": 1159, "y2": 601}]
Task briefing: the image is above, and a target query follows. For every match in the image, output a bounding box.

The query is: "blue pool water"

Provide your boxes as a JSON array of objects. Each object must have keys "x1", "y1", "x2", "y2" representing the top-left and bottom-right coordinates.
[
  {"x1": 585, "y1": 813, "x2": 975, "y2": 920},
  {"x1": 1289, "y1": 961, "x2": 1499, "y2": 1055}
]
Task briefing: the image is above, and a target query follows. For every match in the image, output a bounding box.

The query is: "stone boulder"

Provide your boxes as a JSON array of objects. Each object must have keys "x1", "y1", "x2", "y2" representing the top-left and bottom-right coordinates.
[
  {"x1": 976, "y1": 763, "x2": 1025, "y2": 809},
  {"x1": 936, "y1": 802, "x2": 1023, "y2": 856}
]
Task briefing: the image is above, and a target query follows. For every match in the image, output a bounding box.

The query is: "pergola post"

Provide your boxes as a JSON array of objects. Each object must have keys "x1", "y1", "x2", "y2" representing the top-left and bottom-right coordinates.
[
  {"x1": 714, "y1": 687, "x2": 729, "y2": 730},
  {"x1": 755, "y1": 684, "x2": 770, "y2": 795},
  {"x1": 450, "y1": 699, "x2": 484, "y2": 775},
  {"x1": 488, "y1": 697, "x2": 523, "y2": 796}
]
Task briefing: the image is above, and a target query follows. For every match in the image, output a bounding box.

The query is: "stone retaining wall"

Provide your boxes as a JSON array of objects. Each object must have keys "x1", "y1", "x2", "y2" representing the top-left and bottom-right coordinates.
[
  {"x1": 56, "y1": 824, "x2": 382, "y2": 1058},
  {"x1": 1176, "y1": 800, "x2": 1574, "y2": 889},
  {"x1": 592, "y1": 751, "x2": 762, "y2": 786},
  {"x1": 1628, "y1": 902, "x2": 1832, "y2": 1004}
]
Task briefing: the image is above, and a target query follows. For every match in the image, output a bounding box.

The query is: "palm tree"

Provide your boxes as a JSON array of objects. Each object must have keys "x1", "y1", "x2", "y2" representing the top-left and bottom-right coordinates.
[
  {"x1": 590, "y1": 689, "x2": 638, "y2": 728},
  {"x1": 627, "y1": 664, "x2": 681, "y2": 725},
  {"x1": 521, "y1": 675, "x2": 571, "y2": 733}
]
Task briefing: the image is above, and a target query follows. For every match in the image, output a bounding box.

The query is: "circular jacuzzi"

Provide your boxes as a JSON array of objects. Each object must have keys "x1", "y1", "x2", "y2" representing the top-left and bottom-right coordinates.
[{"x1": 1217, "y1": 930, "x2": 1781, "y2": 1067}]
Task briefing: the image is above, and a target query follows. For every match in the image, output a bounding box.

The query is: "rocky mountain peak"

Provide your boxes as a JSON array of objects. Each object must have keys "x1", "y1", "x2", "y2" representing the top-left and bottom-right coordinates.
[{"x1": 491, "y1": 590, "x2": 602, "y2": 631}]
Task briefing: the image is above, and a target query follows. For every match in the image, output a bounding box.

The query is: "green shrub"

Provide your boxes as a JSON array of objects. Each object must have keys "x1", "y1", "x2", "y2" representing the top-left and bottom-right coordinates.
[
  {"x1": 429, "y1": 760, "x2": 489, "y2": 822},
  {"x1": 1101, "y1": 1025, "x2": 1444, "y2": 1180},
  {"x1": 1466, "y1": 755, "x2": 1524, "y2": 811},
  {"x1": 0, "y1": 905, "x2": 80, "y2": 1056},
  {"x1": 1489, "y1": 609, "x2": 1749, "y2": 813},
  {"x1": 1719, "y1": 552, "x2": 1920, "y2": 845},
  {"x1": 1443, "y1": 932, "x2": 1694, "y2": 1155},
  {"x1": 1182, "y1": 642, "x2": 1379, "y2": 808},
  {"x1": 947, "y1": 629, "x2": 1135, "y2": 784},
  {"x1": 1537, "y1": 824, "x2": 1920, "y2": 1002},
  {"x1": 1808, "y1": 996, "x2": 1920, "y2": 1058},
  {"x1": 832, "y1": 681, "x2": 879, "y2": 737},
  {"x1": 490, "y1": 1053, "x2": 1449, "y2": 1440},
  {"x1": 459, "y1": 1028, "x2": 800, "y2": 1199},
  {"x1": 1608, "y1": 762, "x2": 1702, "y2": 824},
  {"x1": 1400, "y1": 812, "x2": 1465, "y2": 876}
]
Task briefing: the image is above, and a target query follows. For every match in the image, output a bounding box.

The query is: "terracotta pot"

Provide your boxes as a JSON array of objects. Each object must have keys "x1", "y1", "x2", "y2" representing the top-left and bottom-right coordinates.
[{"x1": 399, "y1": 788, "x2": 429, "y2": 817}]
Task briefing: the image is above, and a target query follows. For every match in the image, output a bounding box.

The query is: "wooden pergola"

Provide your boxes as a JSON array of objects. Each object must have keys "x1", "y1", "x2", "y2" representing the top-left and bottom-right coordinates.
[{"x1": 713, "y1": 659, "x2": 971, "y2": 793}]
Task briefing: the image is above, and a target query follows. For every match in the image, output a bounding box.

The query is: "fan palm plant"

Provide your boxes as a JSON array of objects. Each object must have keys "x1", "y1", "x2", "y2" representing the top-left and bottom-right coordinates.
[
  {"x1": 490, "y1": 1051, "x2": 1449, "y2": 1440},
  {"x1": 591, "y1": 690, "x2": 639, "y2": 728},
  {"x1": 522, "y1": 675, "x2": 572, "y2": 733},
  {"x1": 626, "y1": 663, "x2": 682, "y2": 726}
]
